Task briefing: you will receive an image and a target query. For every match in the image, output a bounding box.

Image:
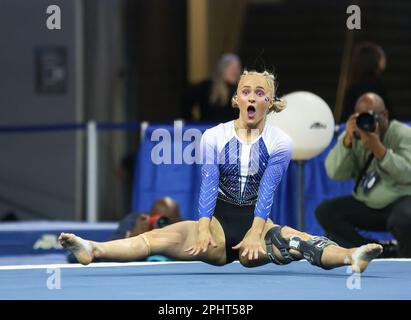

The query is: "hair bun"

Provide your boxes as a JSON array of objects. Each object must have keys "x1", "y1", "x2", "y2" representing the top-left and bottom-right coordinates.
[{"x1": 273, "y1": 98, "x2": 287, "y2": 113}]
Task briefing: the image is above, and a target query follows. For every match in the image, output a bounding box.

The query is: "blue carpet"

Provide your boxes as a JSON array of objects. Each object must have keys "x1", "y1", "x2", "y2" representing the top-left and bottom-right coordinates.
[{"x1": 0, "y1": 260, "x2": 410, "y2": 300}]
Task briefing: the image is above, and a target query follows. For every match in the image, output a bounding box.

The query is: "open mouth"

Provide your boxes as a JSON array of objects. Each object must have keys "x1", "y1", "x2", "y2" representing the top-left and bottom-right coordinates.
[{"x1": 247, "y1": 105, "x2": 256, "y2": 118}]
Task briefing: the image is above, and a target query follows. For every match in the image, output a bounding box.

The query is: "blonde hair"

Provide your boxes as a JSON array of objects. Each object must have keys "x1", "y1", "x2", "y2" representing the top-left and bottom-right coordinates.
[
  {"x1": 210, "y1": 54, "x2": 240, "y2": 106},
  {"x1": 232, "y1": 70, "x2": 287, "y2": 113}
]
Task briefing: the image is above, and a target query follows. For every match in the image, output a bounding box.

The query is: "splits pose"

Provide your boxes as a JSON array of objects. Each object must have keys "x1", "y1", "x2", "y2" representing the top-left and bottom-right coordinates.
[{"x1": 60, "y1": 70, "x2": 382, "y2": 273}]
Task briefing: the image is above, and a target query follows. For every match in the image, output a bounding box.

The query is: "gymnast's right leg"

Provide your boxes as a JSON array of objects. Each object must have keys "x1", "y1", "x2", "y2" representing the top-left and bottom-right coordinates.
[{"x1": 59, "y1": 219, "x2": 227, "y2": 266}]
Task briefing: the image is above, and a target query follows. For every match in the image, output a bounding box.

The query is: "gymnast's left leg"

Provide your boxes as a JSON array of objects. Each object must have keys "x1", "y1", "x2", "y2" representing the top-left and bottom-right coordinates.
[{"x1": 239, "y1": 221, "x2": 383, "y2": 273}]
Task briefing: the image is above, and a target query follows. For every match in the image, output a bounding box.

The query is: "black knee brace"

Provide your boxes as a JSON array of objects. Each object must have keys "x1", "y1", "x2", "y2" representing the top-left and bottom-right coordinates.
[
  {"x1": 288, "y1": 235, "x2": 338, "y2": 269},
  {"x1": 264, "y1": 226, "x2": 297, "y2": 265},
  {"x1": 265, "y1": 226, "x2": 338, "y2": 269}
]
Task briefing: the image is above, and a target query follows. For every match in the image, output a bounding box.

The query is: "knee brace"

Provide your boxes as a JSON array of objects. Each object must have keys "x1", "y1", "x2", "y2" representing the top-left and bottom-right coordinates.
[
  {"x1": 264, "y1": 226, "x2": 298, "y2": 265},
  {"x1": 288, "y1": 235, "x2": 338, "y2": 269},
  {"x1": 265, "y1": 227, "x2": 338, "y2": 269}
]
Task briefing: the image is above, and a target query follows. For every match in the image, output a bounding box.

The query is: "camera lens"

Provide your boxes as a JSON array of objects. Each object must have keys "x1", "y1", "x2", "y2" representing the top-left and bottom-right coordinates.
[
  {"x1": 155, "y1": 216, "x2": 171, "y2": 228},
  {"x1": 356, "y1": 111, "x2": 377, "y2": 132}
]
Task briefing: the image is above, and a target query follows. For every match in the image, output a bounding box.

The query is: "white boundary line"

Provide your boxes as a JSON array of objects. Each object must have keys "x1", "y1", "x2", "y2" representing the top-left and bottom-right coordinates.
[
  {"x1": 375, "y1": 258, "x2": 411, "y2": 262},
  {"x1": 0, "y1": 259, "x2": 410, "y2": 271},
  {"x1": 0, "y1": 261, "x2": 206, "y2": 271}
]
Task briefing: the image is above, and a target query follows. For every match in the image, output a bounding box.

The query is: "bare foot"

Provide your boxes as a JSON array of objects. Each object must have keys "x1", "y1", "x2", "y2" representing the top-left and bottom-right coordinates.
[
  {"x1": 59, "y1": 232, "x2": 94, "y2": 265},
  {"x1": 351, "y1": 243, "x2": 383, "y2": 273}
]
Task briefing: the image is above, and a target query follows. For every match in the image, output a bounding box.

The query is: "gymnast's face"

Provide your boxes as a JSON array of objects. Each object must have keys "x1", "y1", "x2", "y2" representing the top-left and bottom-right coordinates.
[{"x1": 235, "y1": 74, "x2": 273, "y2": 128}]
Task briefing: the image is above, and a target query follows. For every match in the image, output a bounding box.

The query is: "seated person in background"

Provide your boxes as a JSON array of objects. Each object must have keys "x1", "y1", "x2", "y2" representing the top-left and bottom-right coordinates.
[
  {"x1": 184, "y1": 53, "x2": 241, "y2": 122},
  {"x1": 341, "y1": 42, "x2": 388, "y2": 122},
  {"x1": 67, "y1": 197, "x2": 181, "y2": 262},
  {"x1": 316, "y1": 92, "x2": 411, "y2": 258}
]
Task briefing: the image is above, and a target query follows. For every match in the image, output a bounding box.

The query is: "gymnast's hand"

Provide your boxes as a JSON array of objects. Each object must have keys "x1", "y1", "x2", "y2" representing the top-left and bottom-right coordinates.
[
  {"x1": 233, "y1": 232, "x2": 266, "y2": 261},
  {"x1": 185, "y1": 218, "x2": 217, "y2": 256}
]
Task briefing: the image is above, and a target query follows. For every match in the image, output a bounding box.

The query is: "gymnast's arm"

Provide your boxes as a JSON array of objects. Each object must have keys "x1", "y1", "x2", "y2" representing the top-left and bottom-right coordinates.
[
  {"x1": 187, "y1": 130, "x2": 220, "y2": 255},
  {"x1": 195, "y1": 162, "x2": 220, "y2": 252}
]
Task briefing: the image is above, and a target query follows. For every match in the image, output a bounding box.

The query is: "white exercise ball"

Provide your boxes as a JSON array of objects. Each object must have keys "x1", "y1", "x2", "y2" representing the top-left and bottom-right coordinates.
[{"x1": 267, "y1": 91, "x2": 335, "y2": 160}]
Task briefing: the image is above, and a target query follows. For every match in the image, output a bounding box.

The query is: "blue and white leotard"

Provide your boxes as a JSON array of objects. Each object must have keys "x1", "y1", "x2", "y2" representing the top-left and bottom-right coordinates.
[{"x1": 198, "y1": 120, "x2": 293, "y2": 221}]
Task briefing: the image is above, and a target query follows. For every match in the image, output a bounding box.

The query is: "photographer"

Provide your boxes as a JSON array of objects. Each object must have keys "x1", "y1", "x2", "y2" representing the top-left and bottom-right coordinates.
[
  {"x1": 316, "y1": 93, "x2": 411, "y2": 258},
  {"x1": 112, "y1": 197, "x2": 181, "y2": 240}
]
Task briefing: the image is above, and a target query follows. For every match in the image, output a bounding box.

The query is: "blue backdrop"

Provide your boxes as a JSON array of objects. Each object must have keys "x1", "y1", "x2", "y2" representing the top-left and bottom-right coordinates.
[{"x1": 132, "y1": 122, "x2": 396, "y2": 240}]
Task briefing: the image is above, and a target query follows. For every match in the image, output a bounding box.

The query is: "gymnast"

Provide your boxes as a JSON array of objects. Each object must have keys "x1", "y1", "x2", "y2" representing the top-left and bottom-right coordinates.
[{"x1": 59, "y1": 70, "x2": 382, "y2": 273}]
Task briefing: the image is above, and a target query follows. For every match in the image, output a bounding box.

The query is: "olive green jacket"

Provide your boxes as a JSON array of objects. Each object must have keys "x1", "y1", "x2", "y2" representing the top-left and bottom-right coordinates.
[{"x1": 325, "y1": 120, "x2": 411, "y2": 208}]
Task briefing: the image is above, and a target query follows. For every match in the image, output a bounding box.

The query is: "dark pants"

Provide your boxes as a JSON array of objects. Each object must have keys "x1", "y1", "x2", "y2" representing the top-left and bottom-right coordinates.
[{"x1": 315, "y1": 196, "x2": 411, "y2": 257}]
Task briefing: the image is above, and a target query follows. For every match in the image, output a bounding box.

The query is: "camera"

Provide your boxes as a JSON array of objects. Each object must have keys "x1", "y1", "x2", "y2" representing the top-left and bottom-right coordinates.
[
  {"x1": 149, "y1": 212, "x2": 171, "y2": 229},
  {"x1": 356, "y1": 111, "x2": 379, "y2": 132}
]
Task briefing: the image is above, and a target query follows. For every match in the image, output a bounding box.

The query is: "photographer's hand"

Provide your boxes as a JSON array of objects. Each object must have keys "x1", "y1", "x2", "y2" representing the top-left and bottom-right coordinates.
[
  {"x1": 128, "y1": 213, "x2": 151, "y2": 238},
  {"x1": 358, "y1": 122, "x2": 387, "y2": 160},
  {"x1": 343, "y1": 113, "x2": 359, "y2": 148}
]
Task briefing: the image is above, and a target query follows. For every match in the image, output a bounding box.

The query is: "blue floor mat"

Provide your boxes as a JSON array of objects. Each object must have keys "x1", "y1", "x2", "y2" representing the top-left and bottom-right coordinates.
[{"x1": 0, "y1": 260, "x2": 410, "y2": 300}]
